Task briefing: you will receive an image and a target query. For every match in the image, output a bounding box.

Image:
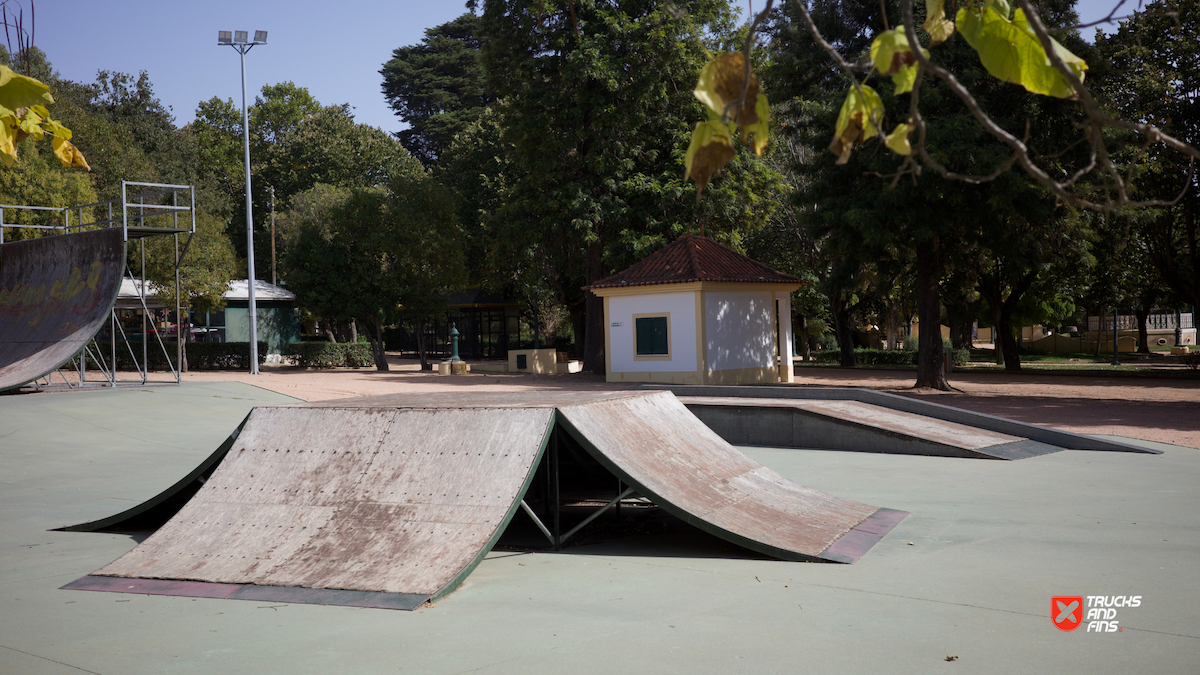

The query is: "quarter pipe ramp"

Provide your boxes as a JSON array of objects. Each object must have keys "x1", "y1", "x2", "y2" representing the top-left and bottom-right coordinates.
[{"x1": 0, "y1": 229, "x2": 126, "y2": 392}]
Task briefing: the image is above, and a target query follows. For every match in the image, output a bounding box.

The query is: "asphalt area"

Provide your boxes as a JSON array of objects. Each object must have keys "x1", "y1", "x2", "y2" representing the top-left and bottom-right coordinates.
[{"x1": 2, "y1": 366, "x2": 1197, "y2": 674}]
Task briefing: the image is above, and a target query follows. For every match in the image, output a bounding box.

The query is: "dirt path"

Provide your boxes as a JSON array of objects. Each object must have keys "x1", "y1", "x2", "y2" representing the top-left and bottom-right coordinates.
[{"x1": 183, "y1": 359, "x2": 1200, "y2": 449}]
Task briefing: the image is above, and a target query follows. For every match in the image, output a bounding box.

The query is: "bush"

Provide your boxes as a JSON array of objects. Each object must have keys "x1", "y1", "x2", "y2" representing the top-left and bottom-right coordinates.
[
  {"x1": 343, "y1": 343, "x2": 374, "y2": 368},
  {"x1": 287, "y1": 342, "x2": 374, "y2": 368},
  {"x1": 1181, "y1": 351, "x2": 1200, "y2": 371},
  {"x1": 83, "y1": 341, "x2": 266, "y2": 371},
  {"x1": 901, "y1": 335, "x2": 919, "y2": 351},
  {"x1": 806, "y1": 347, "x2": 968, "y2": 367},
  {"x1": 816, "y1": 334, "x2": 839, "y2": 351},
  {"x1": 185, "y1": 342, "x2": 268, "y2": 370}
]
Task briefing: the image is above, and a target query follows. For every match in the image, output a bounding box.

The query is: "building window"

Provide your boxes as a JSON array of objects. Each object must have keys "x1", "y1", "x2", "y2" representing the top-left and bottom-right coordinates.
[{"x1": 634, "y1": 314, "x2": 670, "y2": 357}]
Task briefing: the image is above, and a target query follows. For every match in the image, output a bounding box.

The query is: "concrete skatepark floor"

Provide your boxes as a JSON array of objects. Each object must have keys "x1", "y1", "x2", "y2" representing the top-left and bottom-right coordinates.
[{"x1": 2, "y1": 375, "x2": 1198, "y2": 674}]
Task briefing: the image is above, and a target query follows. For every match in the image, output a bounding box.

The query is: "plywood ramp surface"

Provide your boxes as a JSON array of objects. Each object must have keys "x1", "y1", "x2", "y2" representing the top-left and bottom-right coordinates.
[
  {"x1": 0, "y1": 229, "x2": 126, "y2": 391},
  {"x1": 558, "y1": 393, "x2": 881, "y2": 561},
  {"x1": 96, "y1": 406, "x2": 553, "y2": 596},
  {"x1": 681, "y1": 396, "x2": 1020, "y2": 450}
]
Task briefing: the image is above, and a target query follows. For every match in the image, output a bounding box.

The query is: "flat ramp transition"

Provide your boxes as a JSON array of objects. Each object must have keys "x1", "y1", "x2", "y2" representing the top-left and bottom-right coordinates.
[
  {"x1": 681, "y1": 396, "x2": 1062, "y2": 460},
  {"x1": 63, "y1": 391, "x2": 906, "y2": 609},
  {"x1": 0, "y1": 229, "x2": 126, "y2": 392}
]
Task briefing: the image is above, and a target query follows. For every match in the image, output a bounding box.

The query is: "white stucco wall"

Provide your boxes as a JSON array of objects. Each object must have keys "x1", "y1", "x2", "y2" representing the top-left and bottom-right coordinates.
[
  {"x1": 608, "y1": 291, "x2": 696, "y2": 373},
  {"x1": 705, "y1": 290, "x2": 774, "y2": 371}
]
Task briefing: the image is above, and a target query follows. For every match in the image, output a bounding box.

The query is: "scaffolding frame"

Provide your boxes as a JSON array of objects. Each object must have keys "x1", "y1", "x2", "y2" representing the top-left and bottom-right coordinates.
[{"x1": 0, "y1": 181, "x2": 196, "y2": 391}]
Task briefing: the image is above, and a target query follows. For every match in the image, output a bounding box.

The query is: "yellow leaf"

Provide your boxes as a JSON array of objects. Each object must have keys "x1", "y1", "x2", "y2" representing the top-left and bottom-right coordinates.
[
  {"x1": 870, "y1": 29, "x2": 916, "y2": 76},
  {"x1": 18, "y1": 108, "x2": 44, "y2": 141},
  {"x1": 40, "y1": 117, "x2": 71, "y2": 141},
  {"x1": 829, "y1": 84, "x2": 884, "y2": 165},
  {"x1": 51, "y1": 136, "x2": 91, "y2": 170},
  {"x1": 0, "y1": 65, "x2": 54, "y2": 111},
  {"x1": 684, "y1": 119, "x2": 736, "y2": 197},
  {"x1": 870, "y1": 28, "x2": 925, "y2": 94},
  {"x1": 956, "y1": 5, "x2": 1087, "y2": 99},
  {"x1": 739, "y1": 94, "x2": 771, "y2": 157},
  {"x1": 693, "y1": 52, "x2": 760, "y2": 125},
  {"x1": 886, "y1": 123, "x2": 914, "y2": 156},
  {"x1": 922, "y1": 0, "x2": 956, "y2": 46},
  {"x1": 0, "y1": 120, "x2": 16, "y2": 167}
]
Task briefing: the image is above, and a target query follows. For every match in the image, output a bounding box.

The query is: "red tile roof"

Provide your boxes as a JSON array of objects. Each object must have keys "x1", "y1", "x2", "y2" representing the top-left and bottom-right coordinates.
[{"x1": 587, "y1": 235, "x2": 801, "y2": 290}]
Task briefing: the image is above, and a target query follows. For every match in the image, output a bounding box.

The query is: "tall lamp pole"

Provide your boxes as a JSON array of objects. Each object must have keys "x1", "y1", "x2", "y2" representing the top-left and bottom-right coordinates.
[{"x1": 219, "y1": 29, "x2": 267, "y2": 375}]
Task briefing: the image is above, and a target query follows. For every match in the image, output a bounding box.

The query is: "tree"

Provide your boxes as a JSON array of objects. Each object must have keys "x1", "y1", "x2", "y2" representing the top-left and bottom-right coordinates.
[
  {"x1": 479, "y1": 0, "x2": 779, "y2": 373},
  {"x1": 381, "y1": 13, "x2": 493, "y2": 166},
  {"x1": 281, "y1": 174, "x2": 466, "y2": 371},
  {"x1": 1095, "y1": 0, "x2": 1200, "y2": 311}
]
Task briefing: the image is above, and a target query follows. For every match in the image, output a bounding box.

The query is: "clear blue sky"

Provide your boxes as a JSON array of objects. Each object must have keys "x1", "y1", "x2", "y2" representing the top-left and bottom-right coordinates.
[{"x1": 29, "y1": 0, "x2": 1124, "y2": 136}]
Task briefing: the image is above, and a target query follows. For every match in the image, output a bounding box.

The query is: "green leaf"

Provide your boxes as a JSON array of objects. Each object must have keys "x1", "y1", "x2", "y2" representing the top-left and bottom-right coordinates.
[
  {"x1": 0, "y1": 65, "x2": 54, "y2": 110},
  {"x1": 829, "y1": 84, "x2": 884, "y2": 164},
  {"x1": 956, "y1": 6, "x2": 1087, "y2": 99},
  {"x1": 39, "y1": 117, "x2": 72, "y2": 140}
]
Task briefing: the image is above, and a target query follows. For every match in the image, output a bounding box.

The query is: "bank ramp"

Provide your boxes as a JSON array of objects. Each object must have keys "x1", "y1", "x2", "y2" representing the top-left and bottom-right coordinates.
[
  {"x1": 62, "y1": 390, "x2": 906, "y2": 610},
  {"x1": 0, "y1": 229, "x2": 126, "y2": 392}
]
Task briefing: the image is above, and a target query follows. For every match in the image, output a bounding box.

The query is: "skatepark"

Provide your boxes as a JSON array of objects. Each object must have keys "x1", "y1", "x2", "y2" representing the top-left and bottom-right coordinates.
[{"x1": 2, "y1": 226, "x2": 1199, "y2": 673}]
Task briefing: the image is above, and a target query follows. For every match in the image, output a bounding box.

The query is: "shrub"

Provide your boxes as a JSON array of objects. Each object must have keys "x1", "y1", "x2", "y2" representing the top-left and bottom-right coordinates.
[
  {"x1": 806, "y1": 347, "x2": 968, "y2": 367},
  {"x1": 287, "y1": 342, "x2": 375, "y2": 368},
  {"x1": 185, "y1": 342, "x2": 268, "y2": 370},
  {"x1": 816, "y1": 334, "x2": 838, "y2": 351},
  {"x1": 83, "y1": 341, "x2": 266, "y2": 371},
  {"x1": 1181, "y1": 351, "x2": 1200, "y2": 371},
  {"x1": 343, "y1": 343, "x2": 374, "y2": 368}
]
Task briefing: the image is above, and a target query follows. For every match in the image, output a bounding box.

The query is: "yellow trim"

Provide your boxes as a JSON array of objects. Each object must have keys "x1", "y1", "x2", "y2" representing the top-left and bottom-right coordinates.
[
  {"x1": 603, "y1": 295, "x2": 612, "y2": 377},
  {"x1": 591, "y1": 280, "x2": 801, "y2": 297},
  {"x1": 632, "y1": 312, "x2": 672, "y2": 360}
]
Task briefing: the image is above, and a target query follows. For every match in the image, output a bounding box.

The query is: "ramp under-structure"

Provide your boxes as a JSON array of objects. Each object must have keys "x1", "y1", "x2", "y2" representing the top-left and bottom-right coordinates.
[
  {"x1": 0, "y1": 229, "x2": 126, "y2": 392},
  {"x1": 61, "y1": 391, "x2": 906, "y2": 610},
  {"x1": 641, "y1": 385, "x2": 1161, "y2": 459}
]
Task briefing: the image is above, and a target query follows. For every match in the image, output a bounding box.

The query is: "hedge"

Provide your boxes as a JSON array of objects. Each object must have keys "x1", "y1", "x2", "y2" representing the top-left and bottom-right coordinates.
[
  {"x1": 810, "y1": 348, "x2": 969, "y2": 367},
  {"x1": 82, "y1": 341, "x2": 266, "y2": 371},
  {"x1": 287, "y1": 342, "x2": 375, "y2": 368}
]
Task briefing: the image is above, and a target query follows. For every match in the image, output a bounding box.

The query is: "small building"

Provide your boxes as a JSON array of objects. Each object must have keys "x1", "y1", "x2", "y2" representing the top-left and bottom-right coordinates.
[
  {"x1": 220, "y1": 280, "x2": 301, "y2": 359},
  {"x1": 588, "y1": 235, "x2": 801, "y2": 385}
]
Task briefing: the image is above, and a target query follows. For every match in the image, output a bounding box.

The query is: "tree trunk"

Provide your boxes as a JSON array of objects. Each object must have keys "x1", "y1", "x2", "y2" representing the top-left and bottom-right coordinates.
[
  {"x1": 797, "y1": 313, "x2": 810, "y2": 361},
  {"x1": 583, "y1": 240, "x2": 606, "y2": 375},
  {"x1": 366, "y1": 315, "x2": 390, "y2": 371},
  {"x1": 830, "y1": 294, "x2": 856, "y2": 368},
  {"x1": 416, "y1": 316, "x2": 430, "y2": 370},
  {"x1": 914, "y1": 241, "x2": 950, "y2": 389},
  {"x1": 883, "y1": 303, "x2": 897, "y2": 350},
  {"x1": 349, "y1": 319, "x2": 358, "y2": 344},
  {"x1": 997, "y1": 310, "x2": 1021, "y2": 371},
  {"x1": 1135, "y1": 306, "x2": 1151, "y2": 354}
]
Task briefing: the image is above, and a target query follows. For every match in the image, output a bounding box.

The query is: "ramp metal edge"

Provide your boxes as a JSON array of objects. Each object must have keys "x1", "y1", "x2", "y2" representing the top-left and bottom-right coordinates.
[
  {"x1": 552, "y1": 411, "x2": 898, "y2": 563},
  {"x1": 60, "y1": 575, "x2": 430, "y2": 611},
  {"x1": 54, "y1": 413, "x2": 253, "y2": 532},
  {"x1": 429, "y1": 411, "x2": 557, "y2": 603},
  {"x1": 640, "y1": 385, "x2": 1161, "y2": 455}
]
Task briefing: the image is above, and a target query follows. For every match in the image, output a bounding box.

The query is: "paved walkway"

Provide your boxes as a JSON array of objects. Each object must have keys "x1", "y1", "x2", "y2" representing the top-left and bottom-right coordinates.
[{"x1": 0, "y1": 381, "x2": 1195, "y2": 674}]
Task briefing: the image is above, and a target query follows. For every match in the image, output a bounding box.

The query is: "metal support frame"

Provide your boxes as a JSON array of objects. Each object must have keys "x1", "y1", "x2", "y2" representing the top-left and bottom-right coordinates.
[
  {"x1": 518, "y1": 425, "x2": 640, "y2": 550},
  {"x1": 1, "y1": 182, "x2": 197, "y2": 392}
]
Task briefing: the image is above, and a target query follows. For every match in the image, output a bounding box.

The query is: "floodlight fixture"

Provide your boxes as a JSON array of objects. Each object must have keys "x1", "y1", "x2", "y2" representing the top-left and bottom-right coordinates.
[{"x1": 218, "y1": 28, "x2": 270, "y2": 375}]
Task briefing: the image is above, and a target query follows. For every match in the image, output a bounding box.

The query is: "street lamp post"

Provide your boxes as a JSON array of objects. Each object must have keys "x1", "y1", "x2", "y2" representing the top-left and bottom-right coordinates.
[{"x1": 219, "y1": 29, "x2": 267, "y2": 375}]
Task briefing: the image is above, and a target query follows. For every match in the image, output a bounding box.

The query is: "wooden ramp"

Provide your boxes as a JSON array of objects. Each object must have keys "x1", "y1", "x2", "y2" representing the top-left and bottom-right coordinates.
[
  {"x1": 681, "y1": 396, "x2": 1063, "y2": 460},
  {"x1": 0, "y1": 229, "x2": 126, "y2": 392},
  {"x1": 62, "y1": 391, "x2": 905, "y2": 610}
]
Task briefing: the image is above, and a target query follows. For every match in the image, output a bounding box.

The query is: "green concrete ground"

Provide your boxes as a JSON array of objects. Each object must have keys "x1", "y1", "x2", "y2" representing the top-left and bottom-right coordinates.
[{"x1": 1, "y1": 383, "x2": 1197, "y2": 674}]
